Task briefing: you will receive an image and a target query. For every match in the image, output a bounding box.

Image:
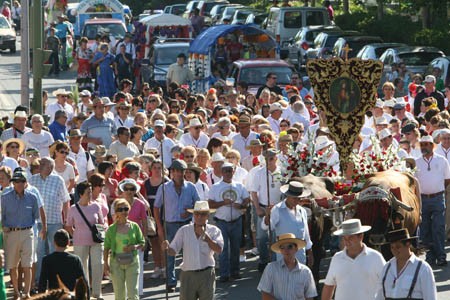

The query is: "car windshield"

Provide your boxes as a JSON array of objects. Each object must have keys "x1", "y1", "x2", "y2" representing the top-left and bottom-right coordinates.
[
  {"x1": 83, "y1": 23, "x2": 126, "y2": 40},
  {"x1": 154, "y1": 46, "x2": 189, "y2": 65},
  {"x1": 224, "y1": 7, "x2": 239, "y2": 16},
  {"x1": 0, "y1": 17, "x2": 9, "y2": 29},
  {"x1": 347, "y1": 40, "x2": 381, "y2": 58},
  {"x1": 398, "y1": 52, "x2": 443, "y2": 66},
  {"x1": 324, "y1": 36, "x2": 339, "y2": 48},
  {"x1": 374, "y1": 46, "x2": 393, "y2": 58},
  {"x1": 240, "y1": 66, "x2": 292, "y2": 85},
  {"x1": 236, "y1": 11, "x2": 252, "y2": 20}
]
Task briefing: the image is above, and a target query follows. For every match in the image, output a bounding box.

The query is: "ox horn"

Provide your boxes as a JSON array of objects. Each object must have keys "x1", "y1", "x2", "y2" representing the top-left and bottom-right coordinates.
[{"x1": 390, "y1": 194, "x2": 413, "y2": 212}]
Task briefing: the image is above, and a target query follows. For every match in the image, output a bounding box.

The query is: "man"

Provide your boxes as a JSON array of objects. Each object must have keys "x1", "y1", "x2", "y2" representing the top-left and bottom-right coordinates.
[
  {"x1": 190, "y1": 8, "x2": 204, "y2": 37},
  {"x1": 166, "y1": 53, "x2": 195, "y2": 89},
  {"x1": 179, "y1": 118, "x2": 210, "y2": 149},
  {"x1": 413, "y1": 75, "x2": 445, "y2": 115},
  {"x1": 258, "y1": 233, "x2": 317, "y2": 300},
  {"x1": 232, "y1": 115, "x2": 258, "y2": 162},
  {"x1": 206, "y1": 152, "x2": 225, "y2": 187},
  {"x1": 283, "y1": 96, "x2": 310, "y2": 130},
  {"x1": 48, "y1": 110, "x2": 68, "y2": 142},
  {"x1": 267, "y1": 102, "x2": 284, "y2": 135},
  {"x1": 415, "y1": 135, "x2": 450, "y2": 266},
  {"x1": 208, "y1": 162, "x2": 250, "y2": 282},
  {"x1": 78, "y1": 90, "x2": 92, "y2": 114},
  {"x1": 0, "y1": 140, "x2": 19, "y2": 171},
  {"x1": 256, "y1": 73, "x2": 283, "y2": 99},
  {"x1": 143, "y1": 120, "x2": 175, "y2": 168},
  {"x1": 0, "y1": 110, "x2": 31, "y2": 141},
  {"x1": 162, "y1": 201, "x2": 223, "y2": 299},
  {"x1": 114, "y1": 44, "x2": 133, "y2": 86},
  {"x1": 393, "y1": 100, "x2": 414, "y2": 121},
  {"x1": 434, "y1": 129, "x2": 450, "y2": 239},
  {"x1": 45, "y1": 28, "x2": 61, "y2": 76},
  {"x1": 377, "y1": 128, "x2": 406, "y2": 158},
  {"x1": 29, "y1": 157, "x2": 71, "y2": 285},
  {"x1": 322, "y1": 219, "x2": 386, "y2": 300},
  {"x1": 375, "y1": 228, "x2": 437, "y2": 300},
  {"x1": 115, "y1": 33, "x2": 136, "y2": 60},
  {"x1": 80, "y1": 98, "x2": 117, "y2": 149},
  {"x1": 38, "y1": 229, "x2": 87, "y2": 293},
  {"x1": 108, "y1": 126, "x2": 139, "y2": 161},
  {"x1": 68, "y1": 129, "x2": 95, "y2": 184},
  {"x1": 21, "y1": 114, "x2": 54, "y2": 157},
  {"x1": 114, "y1": 101, "x2": 134, "y2": 129},
  {"x1": 289, "y1": 73, "x2": 308, "y2": 99},
  {"x1": 241, "y1": 139, "x2": 264, "y2": 171},
  {"x1": 154, "y1": 159, "x2": 200, "y2": 292},
  {"x1": 250, "y1": 149, "x2": 283, "y2": 271},
  {"x1": 1, "y1": 168, "x2": 46, "y2": 300},
  {"x1": 45, "y1": 89, "x2": 74, "y2": 124},
  {"x1": 55, "y1": 15, "x2": 72, "y2": 70}
]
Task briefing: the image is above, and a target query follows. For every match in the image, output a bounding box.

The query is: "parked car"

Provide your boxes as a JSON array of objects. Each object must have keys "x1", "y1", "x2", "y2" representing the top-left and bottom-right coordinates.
[
  {"x1": 228, "y1": 59, "x2": 295, "y2": 95},
  {"x1": 306, "y1": 30, "x2": 359, "y2": 60},
  {"x1": 218, "y1": 5, "x2": 245, "y2": 24},
  {"x1": 245, "y1": 12, "x2": 268, "y2": 28},
  {"x1": 356, "y1": 43, "x2": 407, "y2": 60},
  {"x1": 145, "y1": 38, "x2": 191, "y2": 88},
  {"x1": 426, "y1": 56, "x2": 450, "y2": 91},
  {"x1": 163, "y1": 4, "x2": 187, "y2": 16},
  {"x1": 0, "y1": 15, "x2": 16, "y2": 53},
  {"x1": 209, "y1": 3, "x2": 232, "y2": 24},
  {"x1": 332, "y1": 35, "x2": 383, "y2": 59},
  {"x1": 264, "y1": 7, "x2": 330, "y2": 58},
  {"x1": 231, "y1": 8, "x2": 264, "y2": 25},
  {"x1": 182, "y1": 0, "x2": 201, "y2": 19},
  {"x1": 287, "y1": 25, "x2": 341, "y2": 68},
  {"x1": 197, "y1": 0, "x2": 229, "y2": 17}
]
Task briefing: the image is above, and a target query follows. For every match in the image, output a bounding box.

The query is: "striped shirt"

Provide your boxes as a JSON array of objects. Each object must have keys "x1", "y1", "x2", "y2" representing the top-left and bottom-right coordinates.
[
  {"x1": 29, "y1": 173, "x2": 70, "y2": 224},
  {"x1": 169, "y1": 223, "x2": 223, "y2": 271},
  {"x1": 0, "y1": 126, "x2": 32, "y2": 141},
  {"x1": 257, "y1": 258, "x2": 317, "y2": 300}
]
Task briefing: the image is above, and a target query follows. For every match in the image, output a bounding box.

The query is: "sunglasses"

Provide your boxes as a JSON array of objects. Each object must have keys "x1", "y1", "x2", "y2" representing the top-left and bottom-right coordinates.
[
  {"x1": 116, "y1": 207, "x2": 129, "y2": 212},
  {"x1": 149, "y1": 99, "x2": 157, "y2": 103},
  {"x1": 123, "y1": 187, "x2": 137, "y2": 192},
  {"x1": 59, "y1": 151, "x2": 69, "y2": 155},
  {"x1": 194, "y1": 126, "x2": 202, "y2": 130},
  {"x1": 208, "y1": 99, "x2": 215, "y2": 102},
  {"x1": 279, "y1": 243, "x2": 296, "y2": 250},
  {"x1": 184, "y1": 155, "x2": 195, "y2": 159}
]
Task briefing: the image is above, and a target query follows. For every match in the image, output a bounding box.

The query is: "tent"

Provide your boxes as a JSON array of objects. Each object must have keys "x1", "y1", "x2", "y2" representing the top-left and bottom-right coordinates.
[{"x1": 140, "y1": 13, "x2": 192, "y2": 27}]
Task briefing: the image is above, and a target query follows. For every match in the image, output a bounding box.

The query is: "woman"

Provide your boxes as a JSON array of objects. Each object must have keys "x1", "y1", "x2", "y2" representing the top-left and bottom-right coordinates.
[
  {"x1": 225, "y1": 150, "x2": 248, "y2": 184},
  {"x1": 196, "y1": 148, "x2": 211, "y2": 183},
  {"x1": 98, "y1": 161, "x2": 119, "y2": 224},
  {"x1": 50, "y1": 141, "x2": 76, "y2": 192},
  {"x1": 134, "y1": 112, "x2": 154, "y2": 143},
  {"x1": 279, "y1": 119, "x2": 290, "y2": 133},
  {"x1": 145, "y1": 94, "x2": 162, "y2": 115},
  {"x1": 259, "y1": 88, "x2": 271, "y2": 106},
  {"x1": 104, "y1": 198, "x2": 145, "y2": 300},
  {"x1": 130, "y1": 125, "x2": 145, "y2": 154},
  {"x1": 0, "y1": 166, "x2": 12, "y2": 192},
  {"x1": 206, "y1": 137, "x2": 224, "y2": 156},
  {"x1": 137, "y1": 154, "x2": 155, "y2": 178},
  {"x1": 244, "y1": 93, "x2": 258, "y2": 113},
  {"x1": 142, "y1": 160, "x2": 167, "y2": 278},
  {"x1": 131, "y1": 97, "x2": 144, "y2": 117},
  {"x1": 180, "y1": 146, "x2": 197, "y2": 164},
  {"x1": 76, "y1": 37, "x2": 93, "y2": 91},
  {"x1": 117, "y1": 178, "x2": 148, "y2": 296},
  {"x1": 92, "y1": 43, "x2": 116, "y2": 98},
  {"x1": 185, "y1": 162, "x2": 209, "y2": 201},
  {"x1": 65, "y1": 182, "x2": 105, "y2": 299},
  {"x1": 140, "y1": 83, "x2": 151, "y2": 105},
  {"x1": 3, "y1": 138, "x2": 27, "y2": 168},
  {"x1": 382, "y1": 81, "x2": 396, "y2": 101},
  {"x1": 89, "y1": 173, "x2": 110, "y2": 226}
]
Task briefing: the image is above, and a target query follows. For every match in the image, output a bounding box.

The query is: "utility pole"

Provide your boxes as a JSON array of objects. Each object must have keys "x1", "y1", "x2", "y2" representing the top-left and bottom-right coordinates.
[{"x1": 20, "y1": 0, "x2": 29, "y2": 109}]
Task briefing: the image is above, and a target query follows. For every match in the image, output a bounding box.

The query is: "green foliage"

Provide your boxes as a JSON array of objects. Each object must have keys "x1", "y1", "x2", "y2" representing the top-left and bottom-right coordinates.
[
  {"x1": 414, "y1": 28, "x2": 450, "y2": 55},
  {"x1": 334, "y1": 11, "x2": 372, "y2": 31},
  {"x1": 359, "y1": 14, "x2": 421, "y2": 44}
]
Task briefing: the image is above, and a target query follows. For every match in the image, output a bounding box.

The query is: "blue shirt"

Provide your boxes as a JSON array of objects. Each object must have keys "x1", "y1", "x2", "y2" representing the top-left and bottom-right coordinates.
[
  {"x1": 80, "y1": 115, "x2": 117, "y2": 149},
  {"x1": 55, "y1": 22, "x2": 69, "y2": 39},
  {"x1": 154, "y1": 180, "x2": 200, "y2": 222},
  {"x1": 1, "y1": 188, "x2": 41, "y2": 228},
  {"x1": 49, "y1": 121, "x2": 67, "y2": 142}
]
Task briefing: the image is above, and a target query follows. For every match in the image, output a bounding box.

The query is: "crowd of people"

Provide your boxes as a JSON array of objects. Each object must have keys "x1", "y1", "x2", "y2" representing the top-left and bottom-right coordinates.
[{"x1": 0, "y1": 43, "x2": 449, "y2": 299}]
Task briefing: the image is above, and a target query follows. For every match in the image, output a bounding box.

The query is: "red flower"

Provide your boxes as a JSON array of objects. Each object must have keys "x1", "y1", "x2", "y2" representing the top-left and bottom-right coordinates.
[{"x1": 252, "y1": 156, "x2": 260, "y2": 166}]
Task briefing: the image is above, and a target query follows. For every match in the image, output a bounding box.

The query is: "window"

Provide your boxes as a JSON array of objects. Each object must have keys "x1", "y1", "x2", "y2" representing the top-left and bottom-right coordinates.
[
  {"x1": 306, "y1": 11, "x2": 325, "y2": 26},
  {"x1": 284, "y1": 11, "x2": 301, "y2": 28}
]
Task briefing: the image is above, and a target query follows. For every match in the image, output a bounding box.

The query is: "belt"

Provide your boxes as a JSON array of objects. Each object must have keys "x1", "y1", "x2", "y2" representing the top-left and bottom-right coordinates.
[
  {"x1": 9, "y1": 226, "x2": 32, "y2": 231},
  {"x1": 186, "y1": 266, "x2": 213, "y2": 273},
  {"x1": 259, "y1": 203, "x2": 267, "y2": 208},
  {"x1": 214, "y1": 216, "x2": 241, "y2": 223},
  {"x1": 421, "y1": 191, "x2": 444, "y2": 199}
]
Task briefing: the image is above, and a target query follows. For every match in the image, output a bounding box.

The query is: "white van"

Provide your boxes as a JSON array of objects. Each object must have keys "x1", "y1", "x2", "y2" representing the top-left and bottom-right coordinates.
[{"x1": 264, "y1": 7, "x2": 330, "y2": 55}]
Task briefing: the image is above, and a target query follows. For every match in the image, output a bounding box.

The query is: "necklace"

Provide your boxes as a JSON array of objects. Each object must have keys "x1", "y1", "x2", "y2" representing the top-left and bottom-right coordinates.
[{"x1": 423, "y1": 155, "x2": 433, "y2": 171}]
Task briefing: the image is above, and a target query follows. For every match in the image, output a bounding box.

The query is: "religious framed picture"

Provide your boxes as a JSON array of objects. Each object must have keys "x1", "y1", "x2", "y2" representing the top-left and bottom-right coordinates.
[{"x1": 329, "y1": 77, "x2": 361, "y2": 114}]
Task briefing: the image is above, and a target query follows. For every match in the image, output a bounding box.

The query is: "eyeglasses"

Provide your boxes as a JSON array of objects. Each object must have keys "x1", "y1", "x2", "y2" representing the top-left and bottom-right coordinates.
[
  {"x1": 123, "y1": 187, "x2": 137, "y2": 192},
  {"x1": 61, "y1": 95, "x2": 69, "y2": 98},
  {"x1": 304, "y1": 102, "x2": 313, "y2": 105},
  {"x1": 208, "y1": 99, "x2": 215, "y2": 102},
  {"x1": 59, "y1": 151, "x2": 69, "y2": 155},
  {"x1": 116, "y1": 207, "x2": 130, "y2": 212},
  {"x1": 168, "y1": 121, "x2": 179, "y2": 124},
  {"x1": 279, "y1": 243, "x2": 296, "y2": 250},
  {"x1": 280, "y1": 124, "x2": 289, "y2": 127},
  {"x1": 8, "y1": 145, "x2": 19, "y2": 149},
  {"x1": 27, "y1": 152, "x2": 39, "y2": 157},
  {"x1": 149, "y1": 99, "x2": 157, "y2": 103},
  {"x1": 218, "y1": 126, "x2": 227, "y2": 130}
]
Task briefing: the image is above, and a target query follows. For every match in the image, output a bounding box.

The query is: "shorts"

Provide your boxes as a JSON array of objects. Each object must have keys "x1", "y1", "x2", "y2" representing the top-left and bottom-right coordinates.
[{"x1": 4, "y1": 228, "x2": 34, "y2": 269}]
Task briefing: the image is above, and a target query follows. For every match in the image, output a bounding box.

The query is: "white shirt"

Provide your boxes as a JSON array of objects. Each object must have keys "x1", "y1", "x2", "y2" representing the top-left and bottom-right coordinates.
[
  {"x1": 232, "y1": 131, "x2": 258, "y2": 162},
  {"x1": 211, "y1": 131, "x2": 237, "y2": 141},
  {"x1": 415, "y1": 153, "x2": 450, "y2": 194},
  {"x1": 0, "y1": 156, "x2": 19, "y2": 171},
  {"x1": 208, "y1": 180, "x2": 250, "y2": 222},
  {"x1": 434, "y1": 143, "x2": 450, "y2": 163},
  {"x1": 45, "y1": 101, "x2": 74, "y2": 124},
  {"x1": 107, "y1": 140, "x2": 140, "y2": 161},
  {"x1": 194, "y1": 180, "x2": 209, "y2": 201},
  {"x1": 21, "y1": 130, "x2": 54, "y2": 157},
  {"x1": 249, "y1": 166, "x2": 283, "y2": 206},
  {"x1": 169, "y1": 223, "x2": 224, "y2": 271},
  {"x1": 282, "y1": 105, "x2": 310, "y2": 123},
  {"x1": 69, "y1": 148, "x2": 95, "y2": 184},
  {"x1": 114, "y1": 116, "x2": 134, "y2": 129},
  {"x1": 267, "y1": 116, "x2": 282, "y2": 135},
  {"x1": 179, "y1": 132, "x2": 210, "y2": 149},
  {"x1": 206, "y1": 170, "x2": 222, "y2": 188},
  {"x1": 144, "y1": 136, "x2": 176, "y2": 168},
  {"x1": 376, "y1": 254, "x2": 437, "y2": 300},
  {"x1": 241, "y1": 154, "x2": 264, "y2": 172},
  {"x1": 232, "y1": 166, "x2": 248, "y2": 185},
  {"x1": 324, "y1": 244, "x2": 386, "y2": 300}
]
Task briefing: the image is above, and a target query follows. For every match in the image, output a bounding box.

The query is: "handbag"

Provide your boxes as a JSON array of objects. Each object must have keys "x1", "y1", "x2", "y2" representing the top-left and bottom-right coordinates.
[
  {"x1": 115, "y1": 252, "x2": 134, "y2": 265},
  {"x1": 146, "y1": 209, "x2": 157, "y2": 237},
  {"x1": 76, "y1": 204, "x2": 104, "y2": 243}
]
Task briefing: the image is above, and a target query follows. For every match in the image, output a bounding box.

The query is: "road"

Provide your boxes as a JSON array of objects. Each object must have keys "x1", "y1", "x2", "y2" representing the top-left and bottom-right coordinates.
[{"x1": 1, "y1": 38, "x2": 450, "y2": 300}]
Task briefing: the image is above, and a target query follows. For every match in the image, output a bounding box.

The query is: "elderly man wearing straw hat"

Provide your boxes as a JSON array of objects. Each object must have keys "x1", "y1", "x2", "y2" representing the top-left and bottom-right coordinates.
[
  {"x1": 0, "y1": 109, "x2": 31, "y2": 141},
  {"x1": 232, "y1": 115, "x2": 258, "y2": 162},
  {"x1": 45, "y1": 89, "x2": 74, "y2": 124},
  {"x1": 257, "y1": 233, "x2": 317, "y2": 300},
  {"x1": 322, "y1": 219, "x2": 386, "y2": 300},
  {"x1": 162, "y1": 201, "x2": 223, "y2": 300},
  {"x1": 179, "y1": 118, "x2": 210, "y2": 149},
  {"x1": 375, "y1": 228, "x2": 437, "y2": 300}
]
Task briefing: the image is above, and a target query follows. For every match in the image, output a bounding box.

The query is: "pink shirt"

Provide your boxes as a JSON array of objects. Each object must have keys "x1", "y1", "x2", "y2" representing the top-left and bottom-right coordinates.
[
  {"x1": 67, "y1": 202, "x2": 104, "y2": 246},
  {"x1": 94, "y1": 193, "x2": 109, "y2": 226},
  {"x1": 128, "y1": 198, "x2": 147, "y2": 232}
]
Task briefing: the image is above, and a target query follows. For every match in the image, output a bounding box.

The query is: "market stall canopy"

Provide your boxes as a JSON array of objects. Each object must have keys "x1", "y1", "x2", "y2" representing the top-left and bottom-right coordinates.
[
  {"x1": 189, "y1": 24, "x2": 275, "y2": 55},
  {"x1": 140, "y1": 13, "x2": 192, "y2": 27}
]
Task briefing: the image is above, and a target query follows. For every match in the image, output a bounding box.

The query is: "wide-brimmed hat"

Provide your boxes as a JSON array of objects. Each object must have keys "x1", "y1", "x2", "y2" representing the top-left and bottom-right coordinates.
[
  {"x1": 118, "y1": 178, "x2": 140, "y2": 193},
  {"x1": 211, "y1": 152, "x2": 226, "y2": 163},
  {"x1": 384, "y1": 228, "x2": 417, "y2": 244},
  {"x1": 79, "y1": 90, "x2": 91, "y2": 97},
  {"x1": 375, "y1": 117, "x2": 388, "y2": 126},
  {"x1": 3, "y1": 138, "x2": 25, "y2": 155},
  {"x1": 101, "y1": 97, "x2": 116, "y2": 106},
  {"x1": 49, "y1": 140, "x2": 69, "y2": 157},
  {"x1": 186, "y1": 162, "x2": 203, "y2": 175},
  {"x1": 239, "y1": 115, "x2": 251, "y2": 125},
  {"x1": 154, "y1": 120, "x2": 166, "y2": 128},
  {"x1": 11, "y1": 167, "x2": 27, "y2": 182},
  {"x1": 90, "y1": 145, "x2": 107, "y2": 158},
  {"x1": 378, "y1": 128, "x2": 392, "y2": 140},
  {"x1": 424, "y1": 75, "x2": 436, "y2": 83},
  {"x1": 263, "y1": 148, "x2": 278, "y2": 158},
  {"x1": 91, "y1": 98, "x2": 105, "y2": 107},
  {"x1": 116, "y1": 101, "x2": 131, "y2": 109},
  {"x1": 280, "y1": 181, "x2": 311, "y2": 198},
  {"x1": 270, "y1": 233, "x2": 306, "y2": 253},
  {"x1": 245, "y1": 139, "x2": 264, "y2": 149},
  {"x1": 52, "y1": 88, "x2": 70, "y2": 97},
  {"x1": 269, "y1": 102, "x2": 283, "y2": 113},
  {"x1": 187, "y1": 118, "x2": 203, "y2": 128},
  {"x1": 68, "y1": 129, "x2": 85, "y2": 138},
  {"x1": 187, "y1": 200, "x2": 216, "y2": 213},
  {"x1": 221, "y1": 162, "x2": 235, "y2": 169},
  {"x1": 170, "y1": 159, "x2": 187, "y2": 170},
  {"x1": 419, "y1": 135, "x2": 434, "y2": 144},
  {"x1": 315, "y1": 136, "x2": 334, "y2": 151},
  {"x1": 333, "y1": 218, "x2": 371, "y2": 236},
  {"x1": 384, "y1": 99, "x2": 396, "y2": 108}
]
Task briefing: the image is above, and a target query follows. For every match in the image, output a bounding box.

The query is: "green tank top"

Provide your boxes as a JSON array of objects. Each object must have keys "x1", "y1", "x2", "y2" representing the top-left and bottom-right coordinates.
[{"x1": 115, "y1": 232, "x2": 130, "y2": 254}]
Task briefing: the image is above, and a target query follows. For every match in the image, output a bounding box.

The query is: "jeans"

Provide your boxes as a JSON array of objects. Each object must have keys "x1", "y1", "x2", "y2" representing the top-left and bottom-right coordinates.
[
  {"x1": 216, "y1": 217, "x2": 242, "y2": 278},
  {"x1": 49, "y1": 51, "x2": 59, "y2": 74},
  {"x1": 74, "y1": 244, "x2": 103, "y2": 297},
  {"x1": 36, "y1": 223, "x2": 62, "y2": 284},
  {"x1": 420, "y1": 194, "x2": 446, "y2": 261},
  {"x1": 60, "y1": 37, "x2": 67, "y2": 68},
  {"x1": 110, "y1": 255, "x2": 140, "y2": 300},
  {"x1": 166, "y1": 221, "x2": 189, "y2": 287},
  {"x1": 255, "y1": 212, "x2": 270, "y2": 265}
]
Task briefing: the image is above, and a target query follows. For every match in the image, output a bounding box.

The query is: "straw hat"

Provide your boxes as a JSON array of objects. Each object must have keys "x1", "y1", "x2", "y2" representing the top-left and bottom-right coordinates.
[
  {"x1": 3, "y1": 138, "x2": 25, "y2": 155},
  {"x1": 52, "y1": 88, "x2": 70, "y2": 97},
  {"x1": 186, "y1": 200, "x2": 216, "y2": 213},
  {"x1": 186, "y1": 162, "x2": 203, "y2": 175},
  {"x1": 378, "y1": 128, "x2": 392, "y2": 140},
  {"x1": 419, "y1": 135, "x2": 433, "y2": 144},
  {"x1": 315, "y1": 136, "x2": 334, "y2": 151},
  {"x1": 333, "y1": 219, "x2": 371, "y2": 236},
  {"x1": 245, "y1": 139, "x2": 264, "y2": 150},
  {"x1": 90, "y1": 145, "x2": 107, "y2": 158},
  {"x1": 186, "y1": 118, "x2": 203, "y2": 128},
  {"x1": 270, "y1": 233, "x2": 306, "y2": 253}
]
